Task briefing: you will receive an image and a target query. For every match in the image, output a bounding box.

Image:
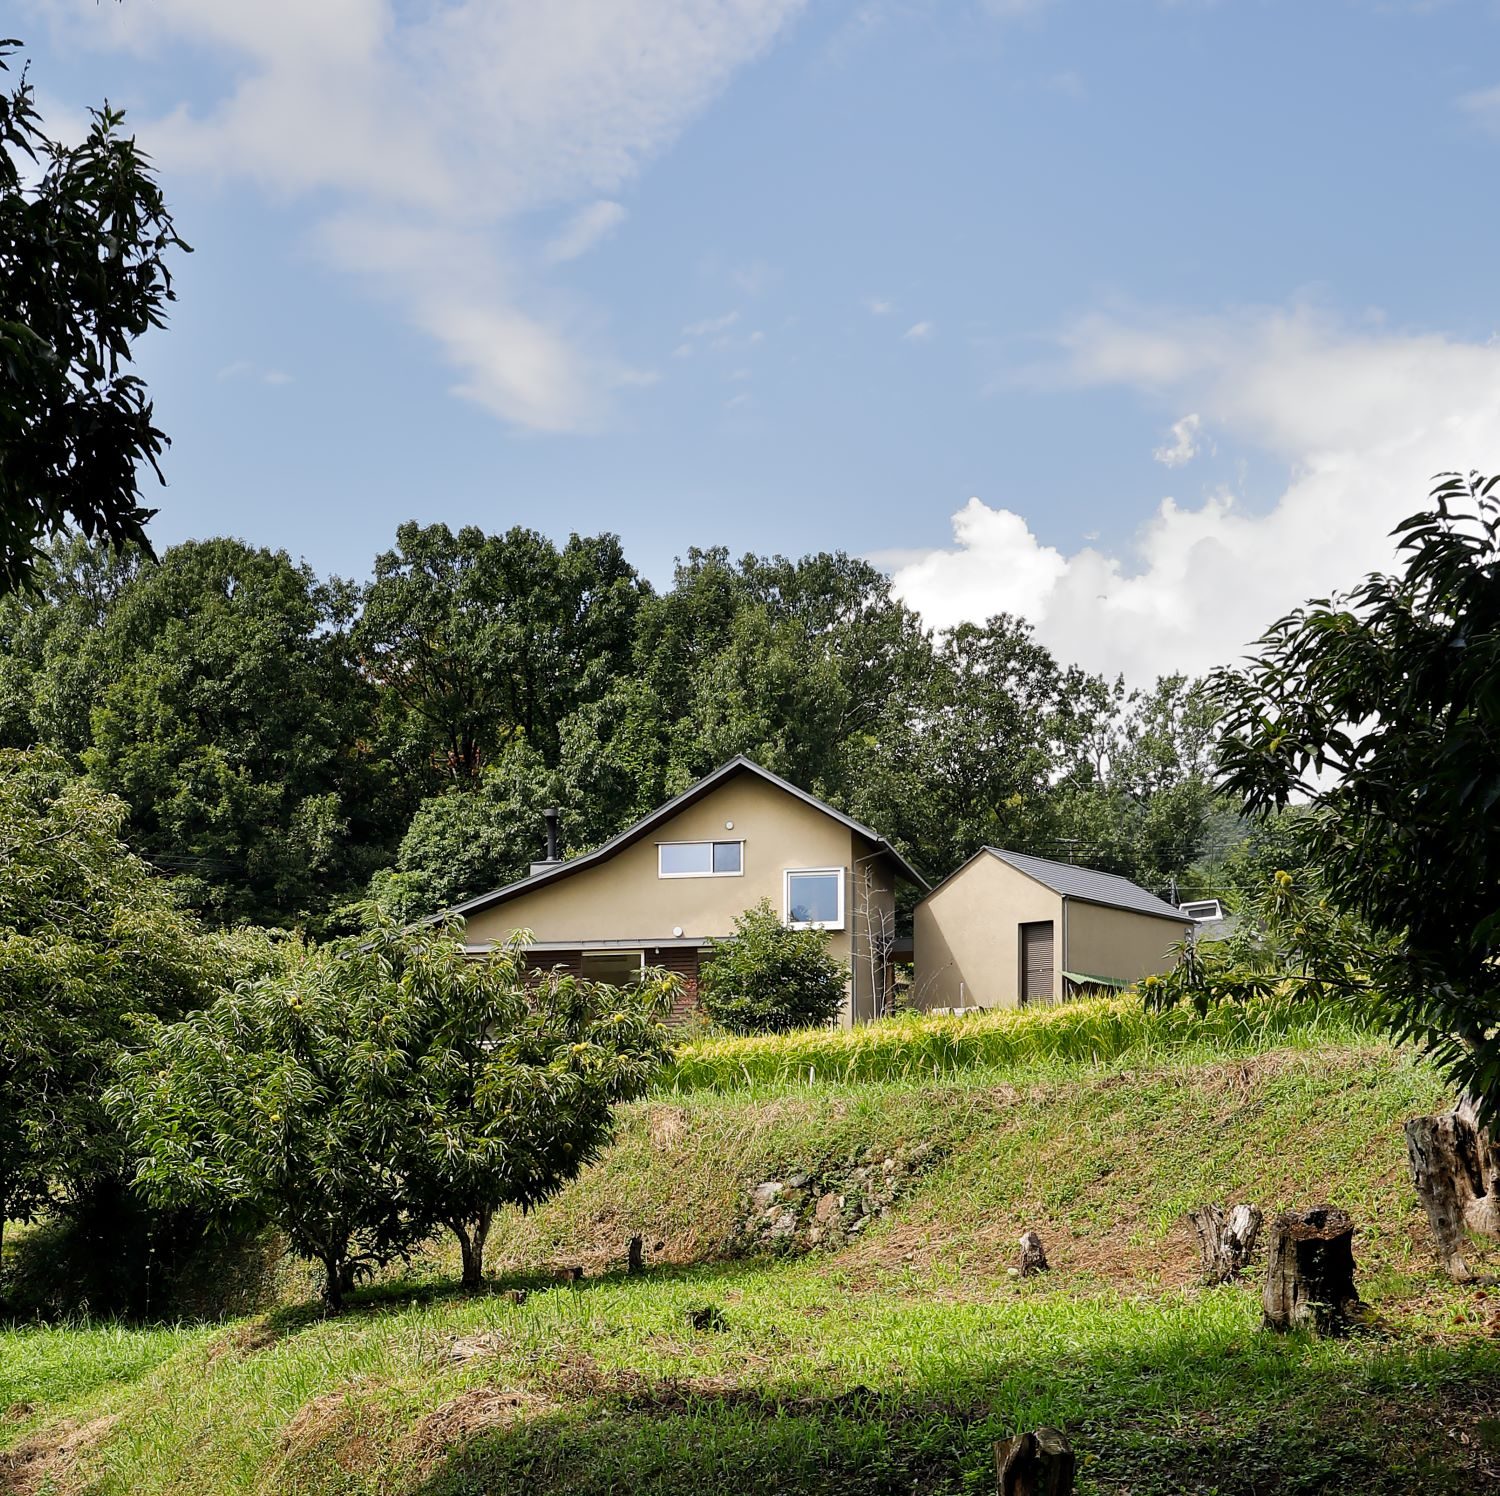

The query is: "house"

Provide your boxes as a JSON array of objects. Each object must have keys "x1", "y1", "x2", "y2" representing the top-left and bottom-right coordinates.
[
  {"x1": 447, "y1": 757, "x2": 926, "y2": 1026},
  {"x1": 913, "y1": 847, "x2": 1192, "y2": 1010}
]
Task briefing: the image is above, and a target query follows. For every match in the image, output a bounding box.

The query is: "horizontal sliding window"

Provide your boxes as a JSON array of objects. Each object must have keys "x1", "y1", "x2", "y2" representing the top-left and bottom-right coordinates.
[{"x1": 658, "y1": 840, "x2": 744, "y2": 878}]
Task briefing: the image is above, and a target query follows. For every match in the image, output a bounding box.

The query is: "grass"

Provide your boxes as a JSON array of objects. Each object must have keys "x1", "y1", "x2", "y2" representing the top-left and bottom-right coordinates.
[
  {"x1": 660, "y1": 994, "x2": 1377, "y2": 1093},
  {"x1": 5, "y1": 998, "x2": 1498, "y2": 1495}
]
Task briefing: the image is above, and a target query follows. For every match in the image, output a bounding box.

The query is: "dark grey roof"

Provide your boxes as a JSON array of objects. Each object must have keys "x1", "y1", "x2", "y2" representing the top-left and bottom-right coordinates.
[
  {"x1": 438, "y1": 756, "x2": 926, "y2": 921},
  {"x1": 983, "y1": 847, "x2": 1193, "y2": 923}
]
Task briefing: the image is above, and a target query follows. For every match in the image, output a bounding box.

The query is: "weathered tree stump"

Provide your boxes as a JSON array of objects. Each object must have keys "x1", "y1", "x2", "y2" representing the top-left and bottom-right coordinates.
[
  {"x1": 1404, "y1": 1098, "x2": 1500, "y2": 1281},
  {"x1": 1261, "y1": 1206, "x2": 1362, "y2": 1334},
  {"x1": 627, "y1": 1234, "x2": 644, "y2": 1274},
  {"x1": 1189, "y1": 1203, "x2": 1263, "y2": 1284},
  {"x1": 994, "y1": 1427, "x2": 1075, "y2": 1496},
  {"x1": 1017, "y1": 1231, "x2": 1049, "y2": 1278}
]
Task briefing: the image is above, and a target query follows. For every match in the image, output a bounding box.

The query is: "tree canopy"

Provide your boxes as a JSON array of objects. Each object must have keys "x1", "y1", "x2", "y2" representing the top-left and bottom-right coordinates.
[
  {"x1": 0, "y1": 42, "x2": 187, "y2": 592},
  {"x1": 1174, "y1": 473, "x2": 1500, "y2": 1116}
]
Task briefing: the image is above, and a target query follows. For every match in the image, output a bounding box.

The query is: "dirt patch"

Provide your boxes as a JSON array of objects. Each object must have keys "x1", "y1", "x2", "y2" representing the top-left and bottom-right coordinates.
[{"x1": 0, "y1": 1413, "x2": 118, "y2": 1496}]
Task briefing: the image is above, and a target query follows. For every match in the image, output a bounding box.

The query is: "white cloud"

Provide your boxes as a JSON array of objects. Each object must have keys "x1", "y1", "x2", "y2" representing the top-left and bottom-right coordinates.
[
  {"x1": 1153, "y1": 412, "x2": 1201, "y2": 467},
  {"x1": 903, "y1": 320, "x2": 935, "y2": 341},
  {"x1": 892, "y1": 308, "x2": 1500, "y2": 682},
  {"x1": 1457, "y1": 83, "x2": 1500, "y2": 134},
  {"x1": 29, "y1": 0, "x2": 806, "y2": 431},
  {"x1": 724, "y1": 391, "x2": 752, "y2": 410},
  {"x1": 866, "y1": 296, "x2": 893, "y2": 316},
  {"x1": 544, "y1": 200, "x2": 627, "y2": 263},
  {"x1": 217, "y1": 359, "x2": 295, "y2": 387},
  {"x1": 682, "y1": 310, "x2": 741, "y2": 337}
]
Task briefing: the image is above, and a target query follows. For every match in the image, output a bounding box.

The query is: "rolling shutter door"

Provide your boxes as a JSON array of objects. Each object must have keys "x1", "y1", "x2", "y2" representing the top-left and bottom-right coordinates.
[{"x1": 1021, "y1": 921, "x2": 1054, "y2": 1005}]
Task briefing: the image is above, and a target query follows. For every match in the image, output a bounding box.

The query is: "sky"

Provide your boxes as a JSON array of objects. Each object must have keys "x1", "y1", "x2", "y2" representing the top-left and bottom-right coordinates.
[{"x1": 14, "y1": 0, "x2": 1500, "y2": 683}]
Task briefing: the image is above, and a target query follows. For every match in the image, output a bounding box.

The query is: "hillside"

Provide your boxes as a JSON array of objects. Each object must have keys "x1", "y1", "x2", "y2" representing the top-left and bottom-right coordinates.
[{"x1": 6, "y1": 1002, "x2": 1500, "y2": 1496}]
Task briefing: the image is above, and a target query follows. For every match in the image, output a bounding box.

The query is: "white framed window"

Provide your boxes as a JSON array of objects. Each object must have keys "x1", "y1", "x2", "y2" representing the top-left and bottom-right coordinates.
[
  {"x1": 657, "y1": 840, "x2": 744, "y2": 878},
  {"x1": 784, "y1": 867, "x2": 845, "y2": 930}
]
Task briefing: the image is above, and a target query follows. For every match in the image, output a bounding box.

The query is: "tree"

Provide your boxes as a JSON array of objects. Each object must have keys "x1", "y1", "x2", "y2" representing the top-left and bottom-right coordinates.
[
  {"x1": 379, "y1": 925, "x2": 676, "y2": 1290},
  {"x1": 1196, "y1": 473, "x2": 1500, "y2": 1115},
  {"x1": 698, "y1": 899, "x2": 849, "y2": 1034},
  {"x1": 0, "y1": 42, "x2": 188, "y2": 593},
  {"x1": 114, "y1": 921, "x2": 677, "y2": 1305},
  {"x1": 82, "y1": 539, "x2": 395, "y2": 927},
  {"x1": 355, "y1": 523, "x2": 644, "y2": 789},
  {"x1": 0, "y1": 749, "x2": 251, "y2": 1264},
  {"x1": 367, "y1": 737, "x2": 560, "y2": 922}
]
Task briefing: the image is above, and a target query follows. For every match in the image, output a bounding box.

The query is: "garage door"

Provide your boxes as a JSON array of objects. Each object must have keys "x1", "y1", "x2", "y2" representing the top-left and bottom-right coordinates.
[{"x1": 1020, "y1": 921, "x2": 1054, "y2": 1005}]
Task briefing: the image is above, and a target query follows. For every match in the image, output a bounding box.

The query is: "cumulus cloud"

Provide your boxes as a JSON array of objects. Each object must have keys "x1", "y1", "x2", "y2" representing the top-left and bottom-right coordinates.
[
  {"x1": 903, "y1": 320, "x2": 935, "y2": 341},
  {"x1": 892, "y1": 308, "x2": 1500, "y2": 682},
  {"x1": 28, "y1": 0, "x2": 805, "y2": 431},
  {"x1": 1153, "y1": 412, "x2": 1201, "y2": 467}
]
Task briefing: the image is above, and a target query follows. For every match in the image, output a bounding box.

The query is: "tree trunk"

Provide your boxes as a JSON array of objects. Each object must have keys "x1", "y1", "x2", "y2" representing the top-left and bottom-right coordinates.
[
  {"x1": 1262, "y1": 1206, "x2": 1361, "y2": 1334},
  {"x1": 454, "y1": 1212, "x2": 493, "y2": 1293},
  {"x1": 322, "y1": 1255, "x2": 346, "y2": 1312},
  {"x1": 1404, "y1": 1098, "x2": 1500, "y2": 1281},
  {"x1": 1189, "y1": 1203, "x2": 1263, "y2": 1284},
  {"x1": 995, "y1": 1428, "x2": 1075, "y2": 1495},
  {"x1": 1017, "y1": 1230, "x2": 1049, "y2": 1278}
]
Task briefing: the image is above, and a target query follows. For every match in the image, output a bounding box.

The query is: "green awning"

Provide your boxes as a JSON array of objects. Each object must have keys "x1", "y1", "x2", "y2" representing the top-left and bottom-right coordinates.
[{"x1": 1062, "y1": 970, "x2": 1129, "y2": 991}]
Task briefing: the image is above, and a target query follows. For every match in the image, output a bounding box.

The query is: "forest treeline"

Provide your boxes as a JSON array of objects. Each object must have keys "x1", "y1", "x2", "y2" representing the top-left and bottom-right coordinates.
[{"x1": 0, "y1": 523, "x2": 1239, "y2": 932}]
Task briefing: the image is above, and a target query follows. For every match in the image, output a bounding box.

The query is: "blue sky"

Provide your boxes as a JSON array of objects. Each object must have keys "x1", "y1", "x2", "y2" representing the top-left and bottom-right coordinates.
[{"x1": 16, "y1": 0, "x2": 1500, "y2": 680}]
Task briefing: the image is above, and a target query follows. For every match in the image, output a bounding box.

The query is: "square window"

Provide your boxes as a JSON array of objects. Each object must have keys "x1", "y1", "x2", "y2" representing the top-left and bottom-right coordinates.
[
  {"x1": 712, "y1": 841, "x2": 743, "y2": 875},
  {"x1": 786, "y1": 869, "x2": 843, "y2": 928}
]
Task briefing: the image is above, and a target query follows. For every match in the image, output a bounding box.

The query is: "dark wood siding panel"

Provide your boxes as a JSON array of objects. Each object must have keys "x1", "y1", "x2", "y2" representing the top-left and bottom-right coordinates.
[{"x1": 1020, "y1": 921, "x2": 1054, "y2": 1005}]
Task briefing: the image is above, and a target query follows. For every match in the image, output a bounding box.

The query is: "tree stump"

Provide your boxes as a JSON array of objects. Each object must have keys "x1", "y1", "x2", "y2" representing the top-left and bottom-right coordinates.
[
  {"x1": 1261, "y1": 1206, "x2": 1362, "y2": 1334},
  {"x1": 1189, "y1": 1203, "x2": 1263, "y2": 1284},
  {"x1": 627, "y1": 1234, "x2": 644, "y2": 1274},
  {"x1": 1017, "y1": 1231, "x2": 1049, "y2": 1278},
  {"x1": 994, "y1": 1428, "x2": 1075, "y2": 1495},
  {"x1": 1404, "y1": 1098, "x2": 1500, "y2": 1281}
]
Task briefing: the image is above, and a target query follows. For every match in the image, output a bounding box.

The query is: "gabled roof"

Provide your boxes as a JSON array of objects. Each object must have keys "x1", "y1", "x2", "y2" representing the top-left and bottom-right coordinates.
[
  {"x1": 441, "y1": 756, "x2": 927, "y2": 921},
  {"x1": 982, "y1": 847, "x2": 1192, "y2": 923}
]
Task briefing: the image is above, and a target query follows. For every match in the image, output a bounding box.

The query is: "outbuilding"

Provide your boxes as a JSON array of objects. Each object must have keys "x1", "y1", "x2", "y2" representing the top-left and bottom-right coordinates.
[{"x1": 913, "y1": 847, "x2": 1192, "y2": 1010}]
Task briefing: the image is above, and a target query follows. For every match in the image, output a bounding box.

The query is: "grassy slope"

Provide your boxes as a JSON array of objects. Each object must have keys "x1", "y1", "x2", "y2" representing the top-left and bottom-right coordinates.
[{"x1": 6, "y1": 1003, "x2": 1500, "y2": 1496}]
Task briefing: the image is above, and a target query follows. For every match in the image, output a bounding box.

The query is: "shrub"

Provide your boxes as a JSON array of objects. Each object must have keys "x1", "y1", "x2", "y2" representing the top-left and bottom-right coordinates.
[{"x1": 698, "y1": 899, "x2": 848, "y2": 1034}]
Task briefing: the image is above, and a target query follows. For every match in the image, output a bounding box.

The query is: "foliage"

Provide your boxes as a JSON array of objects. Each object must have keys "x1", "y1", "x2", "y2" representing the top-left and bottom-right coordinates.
[
  {"x1": 367, "y1": 737, "x2": 559, "y2": 922},
  {"x1": 1206, "y1": 472, "x2": 1500, "y2": 1117},
  {"x1": 0, "y1": 749, "x2": 256, "y2": 1265},
  {"x1": 376, "y1": 924, "x2": 676, "y2": 1288},
  {"x1": 0, "y1": 41, "x2": 188, "y2": 593},
  {"x1": 698, "y1": 899, "x2": 849, "y2": 1034},
  {"x1": 81, "y1": 538, "x2": 398, "y2": 927},
  {"x1": 112, "y1": 921, "x2": 676, "y2": 1305},
  {"x1": 354, "y1": 522, "x2": 644, "y2": 788}
]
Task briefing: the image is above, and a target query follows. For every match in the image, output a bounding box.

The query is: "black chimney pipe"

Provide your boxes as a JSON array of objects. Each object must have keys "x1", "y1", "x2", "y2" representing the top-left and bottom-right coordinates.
[{"x1": 542, "y1": 807, "x2": 560, "y2": 863}]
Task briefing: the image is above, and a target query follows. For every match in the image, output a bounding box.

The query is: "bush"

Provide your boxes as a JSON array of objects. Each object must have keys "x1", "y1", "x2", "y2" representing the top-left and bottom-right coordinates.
[{"x1": 698, "y1": 899, "x2": 848, "y2": 1034}]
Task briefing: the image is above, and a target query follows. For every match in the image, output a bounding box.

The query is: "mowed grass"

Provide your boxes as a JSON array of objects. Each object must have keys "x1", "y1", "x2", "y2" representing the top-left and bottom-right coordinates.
[{"x1": 6, "y1": 1000, "x2": 1500, "y2": 1495}]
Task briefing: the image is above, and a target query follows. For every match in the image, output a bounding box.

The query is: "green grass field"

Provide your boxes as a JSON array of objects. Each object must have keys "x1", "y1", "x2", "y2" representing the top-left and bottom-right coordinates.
[{"x1": 6, "y1": 1000, "x2": 1500, "y2": 1495}]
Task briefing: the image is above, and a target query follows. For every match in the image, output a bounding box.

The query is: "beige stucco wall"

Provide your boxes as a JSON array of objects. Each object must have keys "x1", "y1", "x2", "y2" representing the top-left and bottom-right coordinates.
[
  {"x1": 913, "y1": 853, "x2": 1063, "y2": 1010},
  {"x1": 1064, "y1": 900, "x2": 1190, "y2": 987},
  {"x1": 461, "y1": 773, "x2": 903, "y2": 1028}
]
